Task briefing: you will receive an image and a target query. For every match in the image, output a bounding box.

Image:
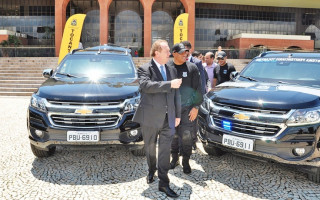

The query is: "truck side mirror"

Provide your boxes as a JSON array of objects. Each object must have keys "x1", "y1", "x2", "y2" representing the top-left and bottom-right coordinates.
[
  {"x1": 230, "y1": 71, "x2": 239, "y2": 81},
  {"x1": 43, "y1": 69, "x2": 53, "y2": 78}
]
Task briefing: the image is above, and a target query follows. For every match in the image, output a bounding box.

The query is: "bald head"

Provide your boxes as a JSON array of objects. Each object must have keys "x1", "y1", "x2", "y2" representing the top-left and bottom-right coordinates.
[{"x1": 205, "y1": 52, "x2": 214, "y2": 66}]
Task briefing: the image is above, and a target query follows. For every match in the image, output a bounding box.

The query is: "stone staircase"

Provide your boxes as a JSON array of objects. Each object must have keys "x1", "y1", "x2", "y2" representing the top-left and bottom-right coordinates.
[
  {"x1": 0, "y1": 57, "x2": 58, "y2": 96},
  {"x1": 0, "y1": 57, "x2": 249, "y2": 96},
  {"x1": 0, "y1": 57, "x2": 152, "y2": 96}
]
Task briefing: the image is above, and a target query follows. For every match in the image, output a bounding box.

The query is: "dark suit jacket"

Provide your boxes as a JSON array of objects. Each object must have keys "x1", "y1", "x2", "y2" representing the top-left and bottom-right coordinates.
[
  {"x1": 190, "y1": 56, "x2": 208, "y2": 95},
  {"x1": 133, "y1": 59, "x2": 181, "y2": 129}
]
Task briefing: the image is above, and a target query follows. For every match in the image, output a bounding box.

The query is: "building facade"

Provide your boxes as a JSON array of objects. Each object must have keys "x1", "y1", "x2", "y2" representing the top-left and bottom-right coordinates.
[{"x1": 0, "y1": 0, "x2": 319, "y2": 57}]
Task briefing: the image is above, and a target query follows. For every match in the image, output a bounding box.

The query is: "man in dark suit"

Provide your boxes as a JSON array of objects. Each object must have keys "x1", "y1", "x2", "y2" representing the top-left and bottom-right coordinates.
[{"x1": 133, "y1": 40, "x2": 182, "y2": 198}]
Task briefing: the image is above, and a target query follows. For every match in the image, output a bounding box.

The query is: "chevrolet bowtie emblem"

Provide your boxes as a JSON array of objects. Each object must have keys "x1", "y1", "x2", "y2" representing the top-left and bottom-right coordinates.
[
  {"x1": 75, "y1": 108, "x2": 93, "y2": 115},
  {"x1": 233, "y1": 113, "x2": 250, "y2": 120}
]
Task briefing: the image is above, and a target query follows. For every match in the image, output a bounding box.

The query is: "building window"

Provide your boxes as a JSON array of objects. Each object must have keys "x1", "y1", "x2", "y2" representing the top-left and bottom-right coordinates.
[
  {"x1": 66, "y1": 0, "x2": 100, "y2": 48},
  {"x1": 108, "y1": 0, "x2": 143, "y2": 51},
  {"x1": 195, "y1": 3, "x2": 298, "y2": 51},
  {"x1": 152, "y1": 0, "x2": 184, "y2": 47},
  {"x1": 0, "y1": 0, "x2": 55, "y2": 46}
]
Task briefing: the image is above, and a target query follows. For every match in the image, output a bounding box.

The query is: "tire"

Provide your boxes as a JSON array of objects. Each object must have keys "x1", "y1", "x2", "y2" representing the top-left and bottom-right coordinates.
[
  {"x1": 30, "y1": 143, "x2": 56, "y2": 158},
  {"x1": 203, "y1": 143, "x2": 225, "y2": 156},
  {"x1": 307, "y1": 167, "x2": 320, "y2": 183},
  {"x1": 131, "y1": 146, "x2": 145, "y2": 156}
]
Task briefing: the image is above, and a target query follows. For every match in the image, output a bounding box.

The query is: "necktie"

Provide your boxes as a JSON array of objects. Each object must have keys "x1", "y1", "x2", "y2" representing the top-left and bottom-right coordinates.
[{"x1": 160, "y1": 65, "x2": 167, "y2": 81}]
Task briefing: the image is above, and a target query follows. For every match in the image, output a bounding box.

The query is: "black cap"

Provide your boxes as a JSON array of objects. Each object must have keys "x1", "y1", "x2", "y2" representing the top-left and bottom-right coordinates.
[
  {"x1": 217, "y1": 51, "x2": 227, "y2": 58},
  {"x1": 172, "y1": 43, "x2": 187, "y2": 53}
]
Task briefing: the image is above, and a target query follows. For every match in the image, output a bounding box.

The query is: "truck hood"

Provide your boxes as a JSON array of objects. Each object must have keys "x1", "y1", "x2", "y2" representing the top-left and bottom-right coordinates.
[
  {"x1": 210, "y1": 81, "x2": 320, "y2": 110},
  {"x1": 36, "y1": 77, "x2": 139, "y2": 102}
]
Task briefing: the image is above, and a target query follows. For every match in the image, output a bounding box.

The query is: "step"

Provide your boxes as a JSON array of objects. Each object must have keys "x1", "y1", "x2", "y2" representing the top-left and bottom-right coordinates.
[
  {"x1": 0, "y1": 73, "x2": 44, "y2": 77},
  {"x1": 0, "y1": 91, "x2": 33, "y2": 96},
  {"x1": 0, "y1": 83, "x2": 41, "y2": 88},
  {"x1": 0, "y1": 87, "x2": 38, "y2": 92},
  {"x1": 0, "y1": 67, "x2": 55, "y2": 70},
  {"x1": 0, "y1": 76, "x2": 45, "y2": 80},
  {"x1": 0, "y1": 70, "x2": 44, "y2": 73},
  {"x1": 0, "y1": 64, "x2": 57, "y2": 68},
  {"x1": 0, "y1": 58, "x2": 58, "y2": 62},
  {"x1": 0, "y1": 80, "x2": 45, "y2": 84}
]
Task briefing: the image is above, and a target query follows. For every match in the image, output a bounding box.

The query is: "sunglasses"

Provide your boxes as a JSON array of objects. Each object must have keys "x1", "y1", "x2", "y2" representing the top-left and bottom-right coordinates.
[{"x1": 217, "y1": 57, "x2": 225, "y2": 60}]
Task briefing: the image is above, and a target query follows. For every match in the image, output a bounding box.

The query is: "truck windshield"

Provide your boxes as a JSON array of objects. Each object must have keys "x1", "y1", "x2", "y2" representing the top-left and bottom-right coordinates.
[
  {"x1": 240, "y1": 58, "x2": 320, "y2": 87},
  {"x1": 56, "y1": 55, "x2": 136, "y2": 79}
]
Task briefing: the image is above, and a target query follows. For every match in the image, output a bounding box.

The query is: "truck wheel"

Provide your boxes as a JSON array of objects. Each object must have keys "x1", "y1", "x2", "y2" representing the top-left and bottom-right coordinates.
[
  {"x1": 131, "y1": 147, "x2": 145, "y2": 156},
  {"x1": 30, "y1": 144, "x2": 56, "y2": 157},
  {"x1": 307, "y1": 167, "x2": 320, "y2": 183},
  {"x1": 203, "y1": 143, "x2": 225, "y2": 156}
]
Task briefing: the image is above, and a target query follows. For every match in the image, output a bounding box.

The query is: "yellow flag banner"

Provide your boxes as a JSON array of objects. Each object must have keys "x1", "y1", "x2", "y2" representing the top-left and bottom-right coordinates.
[
  {"x1": 173, "y1": 13, "x2": 189, "y2": 44},
  {"x1": 58, "y1": 14, "x2": 86, "y2": 64}
]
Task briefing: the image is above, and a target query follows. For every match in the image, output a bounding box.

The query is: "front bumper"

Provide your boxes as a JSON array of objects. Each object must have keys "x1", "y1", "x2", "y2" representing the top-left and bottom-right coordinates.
[
  {"x1": 28, "y1": 106, "x2": 142, "y2": 150},
  {"x1": 198, "y1": 108, "x2": 320, "y2": 168}
]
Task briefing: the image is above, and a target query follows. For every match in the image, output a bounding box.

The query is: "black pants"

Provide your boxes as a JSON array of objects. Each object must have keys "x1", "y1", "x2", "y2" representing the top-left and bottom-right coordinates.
[
  {"x1": 142, "y1": 115, "x2": 175, "y2": 187},
  {"x1": 171, "y1": 106, "x2": 196, "y2": 158}
]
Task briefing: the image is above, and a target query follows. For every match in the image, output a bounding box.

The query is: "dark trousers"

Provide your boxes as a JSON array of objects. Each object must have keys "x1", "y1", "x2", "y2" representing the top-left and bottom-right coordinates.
[
  {"x1": 142, "y1": 115, "x2": 175, "y2": 187},
  {"x1": 171, "y1": 106, "x2": 196, "y2": 158}
]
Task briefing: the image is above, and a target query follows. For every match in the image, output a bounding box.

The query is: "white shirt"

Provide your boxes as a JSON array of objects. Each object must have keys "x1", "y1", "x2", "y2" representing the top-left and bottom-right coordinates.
[{"x1": 153, "y1": 58, "x2": 167, "y2": 78}]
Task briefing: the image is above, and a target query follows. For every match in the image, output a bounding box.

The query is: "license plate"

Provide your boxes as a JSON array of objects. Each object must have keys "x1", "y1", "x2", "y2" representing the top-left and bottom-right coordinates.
[
  {"x1": 222, "y1": 134, "x2": 253, "y2": 151},
  {"x1": 67, "y1": 131, "x2": 99, "y2": 142}
]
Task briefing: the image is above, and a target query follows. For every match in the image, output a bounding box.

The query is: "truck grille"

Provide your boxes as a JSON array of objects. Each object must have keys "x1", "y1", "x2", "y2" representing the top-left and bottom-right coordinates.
[
  {"x1": 214, "y1": 102, "x2": 289, "y2": 115},
  {"x1": 211, "y1": 114, "x2": 280, "y2": 136},
  {"x1": 47, "y1": 100, "x2": 122, "y2": 106},
  {"x1": 50, "y1": 114, "x2": 120, "y2": 128}
]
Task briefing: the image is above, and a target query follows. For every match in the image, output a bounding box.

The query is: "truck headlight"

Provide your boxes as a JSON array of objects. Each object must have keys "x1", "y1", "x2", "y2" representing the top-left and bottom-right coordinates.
[
  {"x1": 30, "y1": 94, "x2": 47, "y2": 112},
  {"x1": 286, "y1": 108, "x2": 320, "y2": 126},
  {"x1": 124, "y1": 95, "x2": 140, "y2": 113},
  {"x1": 201, "y1": 94, "x2": 214, "y2": 112}
]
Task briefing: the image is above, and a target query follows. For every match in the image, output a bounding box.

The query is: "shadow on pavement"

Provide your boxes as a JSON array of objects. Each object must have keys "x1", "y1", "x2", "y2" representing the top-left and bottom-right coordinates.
[
  {"x1": 31, "y1": 145, "x2": 147, "y2": 185},
  {"x1": 176, "y1": 143, "x2": 320, "y2": 199},
  {"x1": 141, "y1": 182, "x2": 192, "y2": 199}
]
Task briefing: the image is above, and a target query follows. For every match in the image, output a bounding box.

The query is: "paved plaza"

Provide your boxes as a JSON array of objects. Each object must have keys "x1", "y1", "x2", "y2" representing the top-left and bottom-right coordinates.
[{"x1": 1, "y1": 97, "x2": 320, "y2": 200}]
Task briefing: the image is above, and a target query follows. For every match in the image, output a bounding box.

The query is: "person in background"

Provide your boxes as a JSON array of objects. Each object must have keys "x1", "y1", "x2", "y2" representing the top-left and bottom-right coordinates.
[
  {"x1": 167, "y1": 43, "x2": 203, "y2": 174},
  {"x1": 213, "y1": 51, "x2": 236, "y2": 88},
  {"x1": 192, "y1": 51, "x2": 203, "y2": 63},
  {"x1": 181, "y1": 41, "x2": 208, "y2": 150},
  {"x1": 204, "y1": 52, "x2": 217, "y2": 91},
  {"x1": 214, "y1": 46, "x2": 222, "y2": 62},
  {"x1": 133, "y1": 40, "x2": 182, "y2": 198},
  {"x1": 134, "y1": 50, "x2": 138, "y2": 57}
]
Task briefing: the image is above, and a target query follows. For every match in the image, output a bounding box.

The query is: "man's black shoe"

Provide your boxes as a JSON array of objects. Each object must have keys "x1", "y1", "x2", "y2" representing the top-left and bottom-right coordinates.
[
  {"x1": 183, "y1": 166, "x2": 191, "y2": 174},
  {"x1": 192, "y1": 143, "x2": 197, "y2": 150},
  {"x1": 170, "y1": 160, "x2": 179, "y2": 169},
  {"x1": 170, "y1": 153, "x2": 180, "y2": 169},
  {"x1": 159, "y1": 186, "x2": 179, "y2": 198},
  {"x1": 182, "y1": 158, "x2": 191, "y2": 174},
  {"x1": 146, "y1": 172, "x2": 155, "y2": 184}
]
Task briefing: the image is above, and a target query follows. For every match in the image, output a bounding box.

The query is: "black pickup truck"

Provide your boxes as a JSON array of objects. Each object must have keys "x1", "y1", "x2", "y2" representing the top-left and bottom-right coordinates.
[
  {"x1": 27, "y1": 45, "x2": 143, "y2": 157},
  {"x1": 198, "y1": 52, "x2": 320, "y2": 183}
]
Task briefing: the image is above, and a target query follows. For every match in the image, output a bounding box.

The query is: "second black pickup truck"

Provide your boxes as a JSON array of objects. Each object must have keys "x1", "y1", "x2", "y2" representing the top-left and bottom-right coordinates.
[{"x1": 198, "y1": 52, "x2": 320, "y2": 183}]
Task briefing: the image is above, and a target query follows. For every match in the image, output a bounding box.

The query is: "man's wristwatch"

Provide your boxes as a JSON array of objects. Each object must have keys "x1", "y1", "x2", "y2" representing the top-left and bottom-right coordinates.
[{"x1": 194, "y1": 106, "x2": 199, "y2": 110}]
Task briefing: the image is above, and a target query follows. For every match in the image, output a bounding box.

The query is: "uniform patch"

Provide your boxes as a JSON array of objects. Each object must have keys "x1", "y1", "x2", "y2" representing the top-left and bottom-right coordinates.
[
  {"x1": 223, "y1": 70, "x2": 227, "y2": 74},
  {"x1": 183, "y1": 72, "x2": 188, "y2": 77}
]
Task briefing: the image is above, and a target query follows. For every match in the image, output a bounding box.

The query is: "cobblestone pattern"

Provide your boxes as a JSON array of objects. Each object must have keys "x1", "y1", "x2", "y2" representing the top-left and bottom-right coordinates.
[{"x1": 1, "y1": 97, "x2": 320, "y2": 200}]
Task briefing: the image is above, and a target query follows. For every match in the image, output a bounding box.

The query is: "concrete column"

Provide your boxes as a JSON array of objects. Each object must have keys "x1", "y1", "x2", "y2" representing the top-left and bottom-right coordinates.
[
  {"x1": 180, "y1": 0, "x2": 195, "y2": 51},
  {"x1": 99, "y1": 0, "x2": 113, "y2": 45},
  {"x1": 141, "y1": 0, "x2": 155, "y2": 57},
  {"x1": 55, "y1": 0, "x2": 69, "y2": 57}
]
